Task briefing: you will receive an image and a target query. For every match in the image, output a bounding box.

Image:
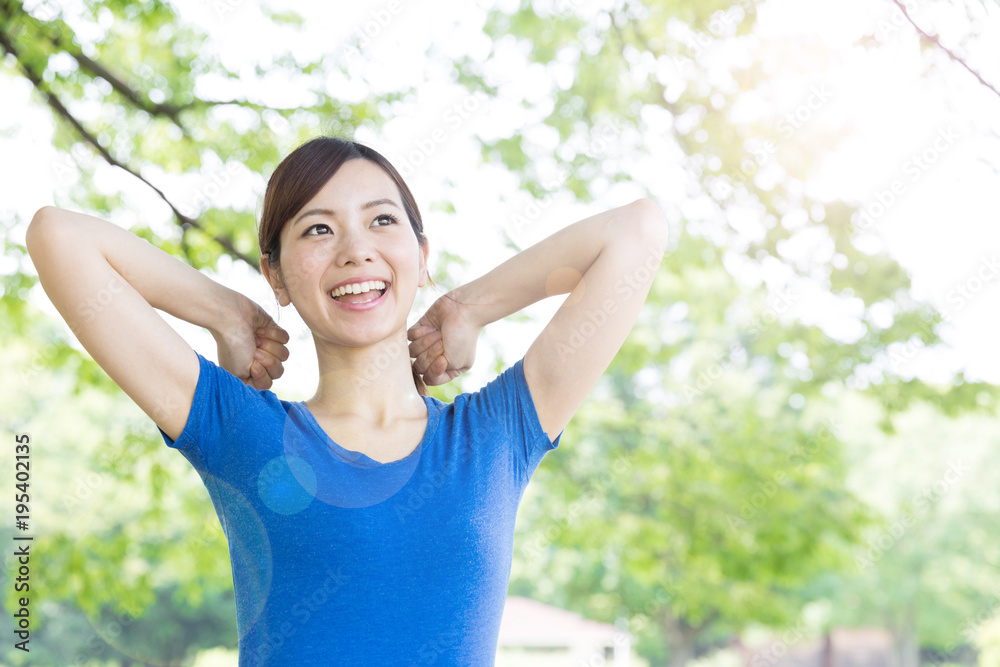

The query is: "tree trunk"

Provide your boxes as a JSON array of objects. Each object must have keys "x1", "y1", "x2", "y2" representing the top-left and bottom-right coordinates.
[
  {"x1": 661, "y1": 611, "x2": 700, "y2": 667},
  {"x1": 893, "y1": 605, "x2": 920, "y2": 667}
]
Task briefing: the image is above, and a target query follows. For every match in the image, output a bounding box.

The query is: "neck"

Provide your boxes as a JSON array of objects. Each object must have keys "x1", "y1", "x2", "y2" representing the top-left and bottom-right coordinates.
[{"x1": 307, "y1": 328, "x2": 424, "y2": 426}]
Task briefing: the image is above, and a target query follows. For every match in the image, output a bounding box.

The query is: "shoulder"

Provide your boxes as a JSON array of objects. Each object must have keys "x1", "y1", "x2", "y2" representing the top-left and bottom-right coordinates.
[
  {"x1": 453, "y1": 359, "x2": 523, "y2": 412},
  {"x1": 188, "y1": 351, "x2": 288, "y2": 417}
]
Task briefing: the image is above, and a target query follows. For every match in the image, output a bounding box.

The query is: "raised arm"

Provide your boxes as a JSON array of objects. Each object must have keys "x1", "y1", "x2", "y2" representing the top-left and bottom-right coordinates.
[
  {"x1": 25, "y1": 206, "x2": 287, "y2": 442},
  {"x1": 419, "y1": 198, "x2": 668, "y2": 441}
]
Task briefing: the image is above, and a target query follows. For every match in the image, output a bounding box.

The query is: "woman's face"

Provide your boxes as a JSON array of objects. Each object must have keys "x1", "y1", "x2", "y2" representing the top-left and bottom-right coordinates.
[{"x1": 265, "y1": 158, "x2": 428, "y2": 346}]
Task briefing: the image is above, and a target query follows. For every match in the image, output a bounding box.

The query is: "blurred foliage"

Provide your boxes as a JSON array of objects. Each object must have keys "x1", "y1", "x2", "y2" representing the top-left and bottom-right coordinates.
[
  {"x1": 468, "y1": 0, "x2": 1000, "y2": 664},
  {"x1": 980, "y1": 615, "x2": 1000, "y2": 667},
  {"x1": 2, "y1": 0, "x2": 999, "y2": 664}
]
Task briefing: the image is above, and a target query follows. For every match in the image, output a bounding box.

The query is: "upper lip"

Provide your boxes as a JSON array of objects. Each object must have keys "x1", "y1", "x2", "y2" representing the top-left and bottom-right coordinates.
[{"x1": 329, "y1": 275, "x2": 391, "y2": 292}]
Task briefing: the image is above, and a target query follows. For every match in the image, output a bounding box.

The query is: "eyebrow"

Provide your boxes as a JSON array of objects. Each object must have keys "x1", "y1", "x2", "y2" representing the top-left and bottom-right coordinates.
[{"x1": 292, "y1": 198, "x2": 401, "y2": 227}]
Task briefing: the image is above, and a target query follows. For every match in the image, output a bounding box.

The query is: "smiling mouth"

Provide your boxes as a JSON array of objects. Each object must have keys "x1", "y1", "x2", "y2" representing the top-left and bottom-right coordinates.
[
  {"x1": 331, "y1": 289, "x2": 385, "y2": 304},
  {"x1": 329, "y1": 283, "x2": 390, "y2": 304}
]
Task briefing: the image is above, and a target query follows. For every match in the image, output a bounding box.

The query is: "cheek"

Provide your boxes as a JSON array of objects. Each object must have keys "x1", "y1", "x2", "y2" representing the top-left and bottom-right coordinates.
[{"x1": 282, "y1": 246, "x2": 326, "y2": 292}]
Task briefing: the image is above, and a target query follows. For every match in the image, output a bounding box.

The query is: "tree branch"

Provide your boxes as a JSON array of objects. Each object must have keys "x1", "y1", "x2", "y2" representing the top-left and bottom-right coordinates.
[
  {"x1": 52, "y1": 35, "x2": 193, "y2": 136},
  {"x1": 5, "y1": 1, "x2": 196, "y2": 137},
  {"x1": 0, "y1": 25, "x2": 260, "y2": 271},
  {"x1": 888, "y1": 0, "x2": 1000, "y2": 100}
]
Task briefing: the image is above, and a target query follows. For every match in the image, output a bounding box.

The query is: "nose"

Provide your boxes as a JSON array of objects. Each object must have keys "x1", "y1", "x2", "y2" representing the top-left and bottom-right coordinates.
[{"x1": 336, "y1": 221, "x2": 377, "y2": 266}]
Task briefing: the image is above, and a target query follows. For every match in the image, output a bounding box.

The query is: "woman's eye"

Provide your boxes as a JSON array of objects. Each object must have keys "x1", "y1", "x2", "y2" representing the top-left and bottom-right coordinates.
[
  {"x1": 304, "y1": 214, "x2": 397, "y2": 236},
  {"x1": 304, "y1": 224, "x2": 331, "y2": 236},
  {"x1": 374, "y1": 213, "x2": 399, "y2": 227}
]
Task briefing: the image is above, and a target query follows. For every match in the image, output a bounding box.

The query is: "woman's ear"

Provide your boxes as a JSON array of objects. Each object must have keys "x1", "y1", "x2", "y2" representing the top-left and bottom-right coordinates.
[
  {"x1": 261, "y1": 255, "x2": 291, "y2": 306},
  {"x1": 418, "y1": 240, "x2": 430, "y2": 288}
]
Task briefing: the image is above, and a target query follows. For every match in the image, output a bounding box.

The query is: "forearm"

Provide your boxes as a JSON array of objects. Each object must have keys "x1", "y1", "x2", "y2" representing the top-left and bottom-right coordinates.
[
  {"x1": 29, "y1": 206, "x2": 244, "y2": 337},
  {"x1": 451, "y1": 200, "x2": 654, "y2": 327}
]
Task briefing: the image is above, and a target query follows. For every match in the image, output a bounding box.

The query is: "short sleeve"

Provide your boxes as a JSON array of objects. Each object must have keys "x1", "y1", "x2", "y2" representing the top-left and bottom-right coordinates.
[
  {"x1": 467, "y1": 355, "x2": 563, "y2": 482},
  {"x1": 156, "y1": 351, "x2": 258, "y2": 475}
]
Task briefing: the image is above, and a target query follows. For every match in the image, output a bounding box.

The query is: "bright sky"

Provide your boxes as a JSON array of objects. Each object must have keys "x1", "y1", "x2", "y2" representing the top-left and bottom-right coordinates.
[{"x1": 2, "y1": 0, "x2": 999, "y2": 398}]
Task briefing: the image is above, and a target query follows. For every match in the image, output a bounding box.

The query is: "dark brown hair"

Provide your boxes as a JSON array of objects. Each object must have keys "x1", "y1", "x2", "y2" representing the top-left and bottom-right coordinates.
[{"x1": 258, "y1": 136, "x2": 434, "y2": 396}]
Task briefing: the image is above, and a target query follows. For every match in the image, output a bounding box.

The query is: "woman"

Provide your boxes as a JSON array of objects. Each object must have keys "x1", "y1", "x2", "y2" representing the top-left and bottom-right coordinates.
[{"x1": 26, "y1": 136, "x2": 668, "y2": 665}]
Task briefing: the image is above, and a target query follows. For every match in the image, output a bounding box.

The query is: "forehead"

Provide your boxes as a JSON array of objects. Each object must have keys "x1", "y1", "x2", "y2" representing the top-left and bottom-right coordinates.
[
  {"x1": 313, "y1": 158, "x2": 396, "y2": 200},
  {"x1": 285, "y1": 159, "x2": 401, "y2": 232}
]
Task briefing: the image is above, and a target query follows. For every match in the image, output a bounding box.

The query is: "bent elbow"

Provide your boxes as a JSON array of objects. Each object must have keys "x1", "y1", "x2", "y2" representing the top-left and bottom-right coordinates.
[
  {"x1": 26, "y1": 206, "x2": 75, "y2": 253},
  {"x1": 26, "y1": 206, "x2": 57, "y2": 255},
  {"x1": 630, "y1": 198, "x2": 669, "y2": 251}
]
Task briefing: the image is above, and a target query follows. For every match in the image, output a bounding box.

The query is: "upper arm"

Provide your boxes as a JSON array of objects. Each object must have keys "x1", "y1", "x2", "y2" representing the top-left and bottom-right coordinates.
[
  {"x1": 464, "y1": 355, "x2": 562, "y2": 481},
  {"x1": 523, "y1": 198, "x2": 668, "y2": 440},
  {"x1": 25, "y1": 208, "x2": 199, "y2": 442}
]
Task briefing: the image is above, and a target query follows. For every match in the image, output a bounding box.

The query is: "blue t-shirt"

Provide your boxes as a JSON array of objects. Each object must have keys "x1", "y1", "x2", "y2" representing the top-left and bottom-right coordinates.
[{"x1": 157, "y1": 350, "x2": 562, "y2": 666}]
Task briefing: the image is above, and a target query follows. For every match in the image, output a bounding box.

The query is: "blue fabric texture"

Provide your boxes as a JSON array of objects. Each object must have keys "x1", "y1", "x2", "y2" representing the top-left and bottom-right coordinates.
[{"x1": 157, "y1": 350, "x2": 562, "y2": 666}]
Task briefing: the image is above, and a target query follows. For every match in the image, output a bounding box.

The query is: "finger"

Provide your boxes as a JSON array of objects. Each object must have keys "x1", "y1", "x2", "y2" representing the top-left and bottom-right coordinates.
[
  {"x1": 413, "y1": 349, "x2": 434, "y2": 377},
  {"x1": 254, "y1": 348, "x2": 284, "y2": 381},
  {"x1": 257, "y1": 366, "x2": 274, "y2": 389},
  {"x1": 423, "y1": 357, "x2": 450, "y2": 387},
  {"x1": 255, "y1": 336, "x2": 290, "y2": 362},
  {"x1": 413, "y1": 336, "x2": 445, "y2": 375},
  {"x1": 253, "y1": 367, "x2": 271, "y2": 389},
  {"x1": 250, "y1": 359, "x2": 263, "y2": 383},
  {"x1": 410, "y1": 333, "x2": 438, "y2": 373},
  {"x1": 407, "y1": 321, "x2": 436, "y2": 337},
  {"x1": 256, "y1": 326, "x2": 291, "y2": 345},
  {"x1": 408, "y1": 329, "x2": 440, "y2": 362},
  {"x1": 420, "y1": 351, "x2": 447, "y2": 381},
  {"x1": 262, "y1": 358, "x2": 285, "y2": 381}
]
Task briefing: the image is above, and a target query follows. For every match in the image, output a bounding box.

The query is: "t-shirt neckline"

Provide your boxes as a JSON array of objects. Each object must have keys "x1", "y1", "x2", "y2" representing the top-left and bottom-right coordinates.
[{"x1": 292, "y1": 395, "x2": 439, "y2": 469}]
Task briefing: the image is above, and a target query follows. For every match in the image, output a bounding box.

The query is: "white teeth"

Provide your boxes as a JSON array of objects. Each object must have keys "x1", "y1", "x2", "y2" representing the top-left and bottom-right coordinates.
[{"x1": 330, "y1": 280, "x2": 387, "y2": 298}]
